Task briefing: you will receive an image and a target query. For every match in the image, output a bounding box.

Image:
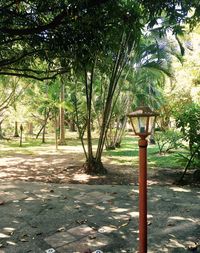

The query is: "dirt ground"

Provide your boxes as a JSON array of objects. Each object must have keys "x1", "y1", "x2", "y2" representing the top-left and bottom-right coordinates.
[
  {"x1": 0, "y1": 144, "x2": 189, "y2": 186},
  {"x1": 0, "y1": 144, "x2": 200, "y2": 252}
]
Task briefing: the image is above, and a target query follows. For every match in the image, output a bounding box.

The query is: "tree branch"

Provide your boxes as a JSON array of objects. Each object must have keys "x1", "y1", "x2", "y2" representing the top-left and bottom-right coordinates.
[
  {"x1": 0, "y1": 0, "x2": 110, "y2": 36},
  {"x1": 0, "y1": 70, "x2": 67, "y2": 81},
  {"x1": 4, "y1": 67, "x2": 65, "y2": 75},
  {"x1": 0, "y1": 49, "x2": 44, "y2": 67}
]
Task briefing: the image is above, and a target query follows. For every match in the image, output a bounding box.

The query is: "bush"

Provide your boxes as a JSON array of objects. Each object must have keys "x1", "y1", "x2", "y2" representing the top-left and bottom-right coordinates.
[
  {"x1": 155, "y1": 130, "x2": 183, "y2": 154},
  {"x1": 173, "y1": 102, "x2": 200, "y2": 182}
]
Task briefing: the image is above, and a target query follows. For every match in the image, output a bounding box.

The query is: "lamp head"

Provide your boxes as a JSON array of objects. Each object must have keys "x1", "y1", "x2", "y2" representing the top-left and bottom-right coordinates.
[{"x1": 127, "y1": 106, "x2": 159, "y2": 138}]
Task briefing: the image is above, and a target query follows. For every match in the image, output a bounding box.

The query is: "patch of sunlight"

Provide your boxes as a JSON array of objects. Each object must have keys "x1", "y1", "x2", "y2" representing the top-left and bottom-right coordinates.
[
  {"x1": 72, "y1": 174, "x2": 91, "y2": 182},
  {"x1": 149, "y1": 247, "x2": 168, "y2": 253},
  {"x1": 168, "y1": 239, "x2": 185, "y2": 249},
  {"x1": 112, "y1": 214, "x2": 130, "y2": 220},
  {"x1": 105, "y1": 156, "x2": 138, "y2": 165},
  {"x1": 3, "y1": 227, "x2": 15, "y2": 233},
  {"x1": 148, "y1": 161, "x2": 156, "y2": 165},
  {"x1": 0, "y1": 172, "x2": 9, "y2": 177},
  {"x1": 150, "y1": 196, "x2": 160, "y2": 202},
  {"x1": 12, "y1": 220, "x2": 20, "y2": 224},
  {"x1": 58, "y1": 186, "x2": 71, "y2": 190},
  {"x1": 95, "y1": 205, "x2": 105, "y2": 211},
  {"x1": 6, "y1": 241, "x2": 17, "y2": 245},
  {"x1": 0, "y1": 157, "x2": 25, "y2": 165},
  {"x1": 87, "y1": 240, "x2": 109, "y2": 247},
  {"x1": 0, "y1": 233, "x2": 10, "y2": 238},
  {"x1": 129, "y1": 212, "x2": 153, "y2": 219},
  {"x1": 169, "y1": 187, "x2": 191, "y2": 192},
  {"x1": 131, "y1": 189, "x2": 139, "y2": 194},
  {"x1": 98, "y1": 226, "x2": 117, "y2": 233},
  {"x1": 168, "y1": 216, "x2": 196, "y2": 222},
  {"x1": 110, "y1": 207, "x2": 129, "y2": 213},
  {"x1": 25, "y1": 197, "x2": 36, "y2": 201}
]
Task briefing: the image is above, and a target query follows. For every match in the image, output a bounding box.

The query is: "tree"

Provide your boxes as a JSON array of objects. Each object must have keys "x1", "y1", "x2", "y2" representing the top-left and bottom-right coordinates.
[
  {"x1": 1, "y1": 0, "x2": 200, "y2": 174},
  {"x1": 57, "y1": 1, "x2": 200, "y2": 174},
  {"x1": 104, "y1": 31, "x2": 174, "y2": 149},
  {"x1": 0, "y1": 76, "x2": 29, "y2": 139},
  {"x1": 59, "y1": 78, "x2": 66, "y2": 145},
  {"x1": 0, "y1": 1, "x2": 111, "y2": 80},
  {"x1": 174, "y1": 103, "x2": 200, "y2": 183},
  {"x1": 25, "y1": 79, "x2": 60, "y2": 143}
]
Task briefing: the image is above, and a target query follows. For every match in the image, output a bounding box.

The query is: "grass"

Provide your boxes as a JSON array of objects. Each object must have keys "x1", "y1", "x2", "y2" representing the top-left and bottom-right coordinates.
[
  {"x1": 105, "y1": 135, "x2": 182, "y2": 169},
  {"x1": 0, "y1": 133, "x2": 183, "y2": 170}
]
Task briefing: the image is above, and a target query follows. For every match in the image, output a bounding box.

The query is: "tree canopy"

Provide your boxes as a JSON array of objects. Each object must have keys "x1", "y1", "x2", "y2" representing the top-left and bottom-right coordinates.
[
  {"x1": 1, "y1": 0, "x2": 200, "y2": 173},
  {"x1": 1, "y1": 0, "x2": 200, "y2": 80}
]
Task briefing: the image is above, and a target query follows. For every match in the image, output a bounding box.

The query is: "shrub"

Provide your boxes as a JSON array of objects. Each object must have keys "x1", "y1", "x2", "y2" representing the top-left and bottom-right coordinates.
[
  {"x1": 173, "y1": 102, "x2": 200, "y2": 182},
  {"x1": 155, "y1": 130, "x2": 183, "y2": 154}
]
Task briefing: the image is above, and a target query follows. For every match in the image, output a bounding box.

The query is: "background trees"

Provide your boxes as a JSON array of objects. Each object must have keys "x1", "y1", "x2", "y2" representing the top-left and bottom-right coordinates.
[{"x1": 0, "y1": 0, "x2": 200, "y2": 175}]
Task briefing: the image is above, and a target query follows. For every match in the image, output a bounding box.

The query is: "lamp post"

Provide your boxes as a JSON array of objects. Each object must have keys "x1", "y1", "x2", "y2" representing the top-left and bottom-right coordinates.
[{"x1": 127, "y1": 106, "x2": 158, "y2": 253}]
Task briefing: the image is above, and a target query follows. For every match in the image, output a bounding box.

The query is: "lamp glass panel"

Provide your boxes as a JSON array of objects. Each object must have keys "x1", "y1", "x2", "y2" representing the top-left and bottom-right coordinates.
[
  {"x1": 148, "y1": 116, "x2": 156, "y2": 133},
  {"x1": 132, "y1": 116, "x2": 148, "y2": 134}
]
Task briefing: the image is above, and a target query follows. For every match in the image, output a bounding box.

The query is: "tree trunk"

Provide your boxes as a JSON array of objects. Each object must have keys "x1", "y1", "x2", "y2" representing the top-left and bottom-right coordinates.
[
  {"x1": 42, "y1": 124, "x2": 46, "y2": 143},
  {"x1": 178, "y1": 144, "x2": 200, "y2": 183},
  {"x1": 95, "y1": 32, "x2": 128, "y2": 164},
  {"x1": 82, "y1": 66, "x2": 107, "y2": 175},
  {"x1": 149, "y1": 120, "x2": 156, "y2": 145},
  {"x1": 85, "y1": 69, "x2": 94, "y2": 172},
  {"x1": 69, "y1": 119, "x2": 76, "y2": 132},
  {"x1": 28, "y1": 122, "x2": 33, "y2": 135},
  {"x1": 83, "y1": 32, "x2": 130, "y2": 174},
  {"x1": 59, "y1": 80, "x2": 66, "y2": 145},
  {"x1": 114, "y1": 116, "x2": 127, "y2": 147},
  {"x1": 36, "y1": 109, "x2": 50, "y2": 139},
  {"x1": 0, "y1": 120, "x2": 4, "y2": 139},
  {"x1": 14, "y1": 121, "x2": 19, "y2": 137},
  {"x1": 55, "y1": 114, "x2": 58, "y2": 150},
  {"x1": 19, "y1": 124, "x2": 23, "y2": 147}
]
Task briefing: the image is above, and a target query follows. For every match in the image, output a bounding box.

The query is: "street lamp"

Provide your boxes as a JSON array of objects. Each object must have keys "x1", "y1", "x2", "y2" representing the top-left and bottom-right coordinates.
[{"x1": 127, "y1": 106, "x2": 158, "y2": 253}]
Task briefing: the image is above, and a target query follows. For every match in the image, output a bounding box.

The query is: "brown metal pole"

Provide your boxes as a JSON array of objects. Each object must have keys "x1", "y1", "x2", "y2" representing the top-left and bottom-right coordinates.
[{"x1": 138, "y1": 138, "x2": 148, "y2": 253}]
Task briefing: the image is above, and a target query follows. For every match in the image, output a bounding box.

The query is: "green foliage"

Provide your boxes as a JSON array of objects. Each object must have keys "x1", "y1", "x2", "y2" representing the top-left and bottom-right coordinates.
[
  {"x1": 174, "y1": 102, "x2": 200, "y2": 176},
  {"x1": 106, "y1": 135, "x2": 182, "y2": 169},
  {"x1": 0, "y1": 0, "x2": 200, "y2": 80},
  {"x1": 155, "y1": 130, "x2": 183, "y2": 154},
  {"x1": 174, "y1": 103, "x2": 200, "y2": 147}
]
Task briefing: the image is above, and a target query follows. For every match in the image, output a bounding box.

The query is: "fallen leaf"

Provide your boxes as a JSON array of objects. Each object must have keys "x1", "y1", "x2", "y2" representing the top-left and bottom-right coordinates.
[
  {"x1": 57, "y1": 227, "x2": 65, "y2": 232},
  {"x1": 76, "y1": 219, "x2": 87, "y2": 225},
  {"x1": 45, "y1": 248, "x2": 56, "y2": 253},
  {"x1": 0, "y1": 200, "x2": 4, "y2": 205},
  {"x1": 20, "y1": 238, "x2": 29, "y2": 242},
  {"x1": 187, "y1": 242, "x2": 198, "y2": 251},
  {"x1": 36, "y1": 232, "x2": 42, "y2": 236},
  {"x1": 167, "y1": 222, "x2": 175, "y2": 227},
  {"x1": 88, "y1": 235, "x2": 96, "y2": 240}
]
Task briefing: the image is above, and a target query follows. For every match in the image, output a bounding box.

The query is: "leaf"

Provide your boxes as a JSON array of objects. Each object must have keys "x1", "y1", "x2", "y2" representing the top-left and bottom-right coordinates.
[
  {"x1": 20, "y1": 238, "x2": 29, "y2": 242},
  {"x1": 0, "y1": 200, "x2": 5, "y2": 205},
  {"x1": 88, "y1": 234, "x2": 96, "y2": 240},
  {"x1": 57, "y1": 227, "x2": 65, "y2": 232}
]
